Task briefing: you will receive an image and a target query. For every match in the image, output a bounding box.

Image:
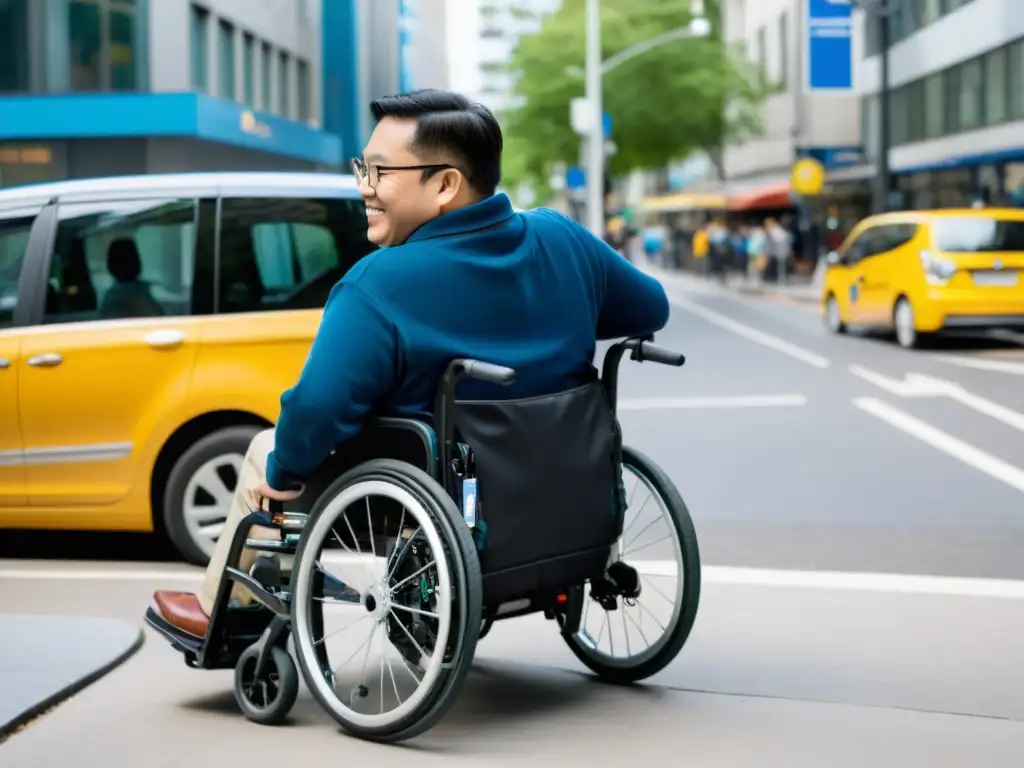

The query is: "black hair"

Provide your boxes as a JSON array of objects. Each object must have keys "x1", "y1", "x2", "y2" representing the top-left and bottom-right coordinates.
[{"x1": 369, "y1": 89, "x2": 502, "y2": 197}]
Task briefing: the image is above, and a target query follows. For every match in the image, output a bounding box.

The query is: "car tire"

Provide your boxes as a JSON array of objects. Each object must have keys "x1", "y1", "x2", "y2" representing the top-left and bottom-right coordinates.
[
  {"x1": 893, "y1": 297, "x2": 920, "y2": 349},
  {"x1": 162, "y1": 425, "x2": 262, "y2": 566},
  {"x1": 825, "y1": 294, "x2": 846, "y2": 334}
]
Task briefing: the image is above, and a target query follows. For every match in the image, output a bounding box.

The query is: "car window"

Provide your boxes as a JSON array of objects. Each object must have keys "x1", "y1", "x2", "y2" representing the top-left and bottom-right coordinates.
[
  {"x1": 45, "y1": 197, "x2": 214, "y2": 324},
  {"x1": 217, "y1": 197, "x2": 375, "y2": 314},
  {"x1": 841, "y1": 228, "x2": 874, "y2": 264},
  {"x1": 0, "y1": 205, "x2": 42, "y2": 328},
  {"x1": 930, "y1": 216, "x2": 1024, "y2": 252}
]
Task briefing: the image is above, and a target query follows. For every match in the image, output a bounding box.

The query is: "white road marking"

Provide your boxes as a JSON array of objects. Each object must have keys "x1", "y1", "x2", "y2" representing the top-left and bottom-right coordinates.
[
  {"x1": 668, "y1": 293, "x2": 831, "y2": 369},
  {"x1": 854, "y1": 397, "x2": 1024, "y2": 494},
  {"x1": 5, "y1": 561, "x2": 1024, "y2": 599},
  {"x1": 619, "y1": 394, "x2": 807, "y2": 410},
  {"x1": 850, "y1": 365, "x2": 1024, "y2": 432},
  {"x1": 930, "y1": 355, "x2": 1024, "y2": 376}
]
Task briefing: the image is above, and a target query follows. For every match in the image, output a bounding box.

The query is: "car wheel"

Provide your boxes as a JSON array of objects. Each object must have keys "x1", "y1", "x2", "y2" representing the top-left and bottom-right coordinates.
[
  {"x1": 163, "y1": 425, "x2": 262, "y2": 565},
  {"x1": 893, "y1": 297, "x2": 919, "y2": 349},
  {"x1": 825, "y1": 294, "x2": 846, "y2": 334}
]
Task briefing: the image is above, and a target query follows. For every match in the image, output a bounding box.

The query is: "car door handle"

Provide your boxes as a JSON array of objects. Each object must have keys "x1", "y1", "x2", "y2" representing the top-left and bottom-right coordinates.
[
  {"x1": 28, "y1": 353, "x2": 63, "y2": 367},
  {"x1": 144, "y1": 330, "x2": 185, "y2": 348}
]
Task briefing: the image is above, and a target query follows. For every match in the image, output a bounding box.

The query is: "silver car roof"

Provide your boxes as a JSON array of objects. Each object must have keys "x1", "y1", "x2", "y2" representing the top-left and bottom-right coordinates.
[{"x1": 0, "y1": 171, "x2": 361, "y2": 208}]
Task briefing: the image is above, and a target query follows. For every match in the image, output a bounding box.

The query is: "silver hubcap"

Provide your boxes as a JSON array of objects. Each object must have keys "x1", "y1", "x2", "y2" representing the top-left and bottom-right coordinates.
[
  {"x1": 895, "y1": 301, "x2": 915, "y2": 347},
  {"x1": 182, "y1": 453, "x2": 243, "y2": 557},
  {"x1": 826, "y1": 298, "x2": 841, "y2": 331}
]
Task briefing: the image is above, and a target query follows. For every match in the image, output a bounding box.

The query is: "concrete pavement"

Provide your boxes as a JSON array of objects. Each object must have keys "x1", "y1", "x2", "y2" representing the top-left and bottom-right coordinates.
[
  {"x1": 3, "y1": 271, "x2": 1024, "y2": 763},
  {"x1": 0, "y1": 614, "x2": 142, "y2": 739}
]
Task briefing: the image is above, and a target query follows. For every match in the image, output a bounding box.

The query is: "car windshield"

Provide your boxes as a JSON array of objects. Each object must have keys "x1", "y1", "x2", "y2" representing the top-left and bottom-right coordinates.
[{"x1": 931, "y1": 216, "x2": 1024, "y2": 252}]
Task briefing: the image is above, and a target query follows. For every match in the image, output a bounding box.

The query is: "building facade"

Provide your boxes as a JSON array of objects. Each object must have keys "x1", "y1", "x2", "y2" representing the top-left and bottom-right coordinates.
[
  {"x1": 858, "y1": 0, "x2": 1024, "y2": 208},
  {"x1": 720, "y1": 0, "x2": 863, "y2": 209},
  {"x1": 321, "y1": 0, "x2": 450, "y2": 168},
  {"x1": 0, "y1": 0, "x2": 342, "y2": 189}
]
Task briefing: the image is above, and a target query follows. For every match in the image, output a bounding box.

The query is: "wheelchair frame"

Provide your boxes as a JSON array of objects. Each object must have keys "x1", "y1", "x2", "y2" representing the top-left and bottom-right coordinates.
[{"x1": 145, "y1": 335, "x2": 693, "y2": 735}]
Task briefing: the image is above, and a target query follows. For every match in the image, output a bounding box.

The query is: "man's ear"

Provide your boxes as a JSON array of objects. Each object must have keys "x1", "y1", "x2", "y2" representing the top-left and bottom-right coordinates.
[{"x1": 436, "y1": 168, "x2": 463, "y2": 205}]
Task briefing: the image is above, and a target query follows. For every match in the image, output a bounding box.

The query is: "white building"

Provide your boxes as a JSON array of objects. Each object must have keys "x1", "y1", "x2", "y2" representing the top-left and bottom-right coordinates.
[
  {"x1": 719, "y1": 0, "x2": 862, "y2": 209},
  {"x1": 446, "y1": 0, "x2": 558, "y2": 113},
  {"x1": 857, "y1": 0, "x2": 1024, "y2": 208}
]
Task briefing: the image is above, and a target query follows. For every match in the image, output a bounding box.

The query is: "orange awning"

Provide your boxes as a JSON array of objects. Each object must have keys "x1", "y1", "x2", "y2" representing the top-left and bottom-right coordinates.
[{"x1": 729, "y1": 182, "x2": 792, "y2": 211}]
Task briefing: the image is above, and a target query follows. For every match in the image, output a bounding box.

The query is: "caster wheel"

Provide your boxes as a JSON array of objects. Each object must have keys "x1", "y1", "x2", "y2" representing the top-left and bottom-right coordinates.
[
  {"x1": 479, "y1": 618, "x2": 494, "y2": 639},
  {"x1": 233, "y1": 644, "x2": 299, "y2": 725}
]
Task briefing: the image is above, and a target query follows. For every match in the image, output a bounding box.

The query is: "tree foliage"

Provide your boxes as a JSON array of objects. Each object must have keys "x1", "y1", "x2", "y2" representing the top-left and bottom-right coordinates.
[{"x1": 498, "y1": 0, "x2": 766, "y2": 192}]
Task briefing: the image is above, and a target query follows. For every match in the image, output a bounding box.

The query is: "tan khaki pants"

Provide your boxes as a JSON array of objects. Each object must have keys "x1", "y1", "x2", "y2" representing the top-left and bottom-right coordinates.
[{"x1": 198, "y1": 428, "x2": 286, "y2": 615}]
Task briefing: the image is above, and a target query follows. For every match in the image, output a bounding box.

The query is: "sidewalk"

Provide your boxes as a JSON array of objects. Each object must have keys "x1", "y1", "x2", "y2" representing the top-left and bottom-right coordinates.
[
  {"x1": 0, "y1": 614, "x2": 143, "y2": 740},
  {"x1": 645, "y1": 260, "x2": 822, "y2": 307}
]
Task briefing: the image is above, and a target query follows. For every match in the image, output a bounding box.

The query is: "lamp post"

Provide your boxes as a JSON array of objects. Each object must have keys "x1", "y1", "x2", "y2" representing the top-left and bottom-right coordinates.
[
  {"x1": 852, "y1": 0, "x2": 896, "y2": 214},
  {"x1": 581, "y1": 0, "x2": 711, "y2": 236}
]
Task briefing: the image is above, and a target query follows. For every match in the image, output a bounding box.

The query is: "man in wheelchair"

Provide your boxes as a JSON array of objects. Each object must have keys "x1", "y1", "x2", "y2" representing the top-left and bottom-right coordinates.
[{"x1": 151, "y1": 88, "x2": 671, "y2": 642}]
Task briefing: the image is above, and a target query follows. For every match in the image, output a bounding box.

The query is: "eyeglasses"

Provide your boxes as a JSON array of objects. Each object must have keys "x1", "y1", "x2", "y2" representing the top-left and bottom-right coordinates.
[{"x1": 351, "y1": 157, "x2": 457, "y2": 190}]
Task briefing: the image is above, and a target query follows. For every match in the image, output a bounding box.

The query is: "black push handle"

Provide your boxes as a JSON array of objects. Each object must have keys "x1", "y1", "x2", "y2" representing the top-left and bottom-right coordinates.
[
  {"x1": 624, "y1": 338, "x2": 685, "y2": 367},
  {"x1": 456, "y1": 358, "x2": 517, "y2": 385}
]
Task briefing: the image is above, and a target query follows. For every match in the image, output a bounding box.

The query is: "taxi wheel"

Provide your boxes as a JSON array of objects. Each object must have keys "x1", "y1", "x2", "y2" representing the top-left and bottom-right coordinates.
[
  {"x1": 893, "y1": 297, "x2": 920, "y2": 350},
  {"x1": 163, "y1": 425, "x2": 261, "y2": 565},
  {"x1": 825, "y1": 294, "x2": 846, "y2": 334}
]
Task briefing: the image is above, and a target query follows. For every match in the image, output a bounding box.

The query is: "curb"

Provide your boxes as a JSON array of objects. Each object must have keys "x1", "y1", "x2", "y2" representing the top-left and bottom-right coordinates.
[{"x1": 0, "y1": 626, "x2": 145, "y2": 741}]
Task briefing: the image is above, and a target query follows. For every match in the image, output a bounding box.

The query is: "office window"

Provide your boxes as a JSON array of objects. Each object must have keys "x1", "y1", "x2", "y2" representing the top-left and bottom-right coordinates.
[
  {"x1": 1009, "y1": 40, "x2": 1024, "y2": 118},
  {"x1": 216, "y1": 198, "x2": 375, "y2": 314},
  {"x1": 905, "y1": 80, "x2": 925, "y2": 143},
  {"x1": 923, "y1": 72, "x2": 944, "y2": 138},
  {"x1": 0, "y1": 0, "x2": 30, "y2": 93},
  {"x1": 44, "y1": 198, "x2": 213, "y2": 324},
  {"x1": 778, "y1": 12, "x2": 788, "y2": 89},
  {"x1": 944, "y1": 66, "x2": 961, "y2": 133},
  {"x1": 890, "y1": 86, "x2": 908, "y2": 146},
  {"x1": 957, "y1": 58, "x2": 983, "y2": 131},
  {"x1": 921, "y1": 0, "x2": 942, "y2": 25},
  {"x1": 68, "y1": 0, "x2": 139, "y2": 92},
  {"x1": 756, "y1": 26, "x2": 766, "y2": 76},
  {"x1": 190, "y1": 4, "x2": 209, "y2": 91},
  {"x1": 242, "y1": 33, "x2": 255, "y2": 106},
  {"x1": 0, "y1": 205, "x2": 41, "y2": 328},
  {"x1": 278, "y1": 52, "x2": 290, "y2": 117},
  {"x1": 69, "y1": 1, "x2": 103, "y2": 90},
  {"x1": 984, "y1": 47, "x2": 1007, "y2": 125},
  {"x1": 297, "y1": 60, "x2": 310, "y2": 122},
  {"x1": 861, "y1": 94, "x2": 879, "y2": 161},
  {"x1": 261, "y1": 42, "x2": 273, "y2": 112},
  {"x1": 218, "y1": 20, "x2": 235, "y2": 100}
]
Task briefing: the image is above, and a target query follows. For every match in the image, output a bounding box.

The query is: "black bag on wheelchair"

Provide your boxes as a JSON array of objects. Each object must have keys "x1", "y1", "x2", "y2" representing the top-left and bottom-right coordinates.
[{"x1": 452, "y1": 377, "x2": 627, "y2": 605}]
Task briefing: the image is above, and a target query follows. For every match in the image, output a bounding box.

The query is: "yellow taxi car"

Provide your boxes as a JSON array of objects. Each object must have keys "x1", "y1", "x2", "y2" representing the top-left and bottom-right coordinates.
[
  {"x1": 0, "y1": 172, "x2": 374, "y2": 564},
  {"x1": 822, "y1": 207, "x2": 1024, "y2": 348}
]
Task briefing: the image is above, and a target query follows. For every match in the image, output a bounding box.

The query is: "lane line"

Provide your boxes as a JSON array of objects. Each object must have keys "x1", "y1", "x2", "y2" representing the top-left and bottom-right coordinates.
[
  {"x1": 619, "y1": 394, "x2": 807, "y2": 410},
  {"x1": 667, "y1": 293, "x2": 831, "y2": 369},
  {"x1": 854, "y1": 397, "x2": 1024, "y2": 494},
  {"x1": 930, "y1": 355, "x2": 1024, "y2": 376},
  {"x1": 5, "y1": 561, "x2": 1024, "y2": 599}
]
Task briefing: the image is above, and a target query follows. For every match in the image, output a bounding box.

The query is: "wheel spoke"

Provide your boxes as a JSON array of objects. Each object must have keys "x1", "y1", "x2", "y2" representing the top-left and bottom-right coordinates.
[
  {"x1": 389, "y1": 602, "x2": 440, "y2": 619},
  {"x1": 389, "y1": 558, "x2": 436, "y2": 593},
  {"x1": 624, "y1": 532, "x2": 672, "y2": 558}
]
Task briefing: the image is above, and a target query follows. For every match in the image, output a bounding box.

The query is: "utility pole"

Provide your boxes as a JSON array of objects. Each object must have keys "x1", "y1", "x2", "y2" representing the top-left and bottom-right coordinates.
[
  {"x1": 584, "y1": 0, "x2": 604, "y2": 236},
  {"x1": 853, "y1": 0, "x2": 894, "y2": 213}
]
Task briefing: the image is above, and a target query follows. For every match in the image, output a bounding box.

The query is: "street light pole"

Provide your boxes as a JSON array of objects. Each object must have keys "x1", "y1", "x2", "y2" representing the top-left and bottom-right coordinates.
[
  {"x1": 853, "y1": 0, "x2": 895, "y2": 214},
  {"x1": 584, "y1": 0, "x2": 604, "y2": 236}
]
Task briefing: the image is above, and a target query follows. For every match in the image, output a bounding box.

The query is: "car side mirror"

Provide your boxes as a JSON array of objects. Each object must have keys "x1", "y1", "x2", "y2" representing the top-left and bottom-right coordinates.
[{"x1": 826, "y1": 250, "x2": 841, "y2": 265}]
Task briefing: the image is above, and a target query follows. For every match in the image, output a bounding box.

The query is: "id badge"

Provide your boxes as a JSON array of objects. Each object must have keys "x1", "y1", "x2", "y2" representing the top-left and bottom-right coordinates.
[{"x1": 462, "y1": 477, "x2": 478, "y2": 527}]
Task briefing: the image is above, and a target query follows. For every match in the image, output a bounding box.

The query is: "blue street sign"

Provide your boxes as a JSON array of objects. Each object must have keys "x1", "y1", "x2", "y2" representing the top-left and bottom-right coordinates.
[
  {"x1": 602, "y1": 112, "x2": 612, "y2": 139},
  {"x1": 566, "y1": 166, "x2": 586, "y2": 190},
  {"x1": 806, "y1": 0, "x2": 853, "y2": 92},
  {"x1": 796, "y1": 145, "x2": 866, "y2": 169}
]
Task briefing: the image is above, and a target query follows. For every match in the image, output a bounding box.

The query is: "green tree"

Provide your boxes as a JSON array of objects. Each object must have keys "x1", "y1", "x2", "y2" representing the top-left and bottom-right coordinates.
[{"x1": 498, "y1": 0, "x2": 765, "y2": 194}]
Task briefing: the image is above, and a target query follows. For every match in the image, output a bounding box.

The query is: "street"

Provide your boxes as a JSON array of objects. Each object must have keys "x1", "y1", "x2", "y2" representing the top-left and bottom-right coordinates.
[{"x1": 3, "y1": 269, "x2": 1024, "y2": 765}]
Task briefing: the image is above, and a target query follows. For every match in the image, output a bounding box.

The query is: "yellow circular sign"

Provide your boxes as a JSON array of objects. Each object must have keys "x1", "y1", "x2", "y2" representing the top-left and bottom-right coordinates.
[{"x1": 790, "y1": 157, "x2": 825, "y2": 197}]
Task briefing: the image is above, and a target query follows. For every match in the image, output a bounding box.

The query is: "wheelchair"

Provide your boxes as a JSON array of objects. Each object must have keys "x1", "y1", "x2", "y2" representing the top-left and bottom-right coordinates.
[{"x1": 144, "y1": 336, "x2": 702, "y2": 743}]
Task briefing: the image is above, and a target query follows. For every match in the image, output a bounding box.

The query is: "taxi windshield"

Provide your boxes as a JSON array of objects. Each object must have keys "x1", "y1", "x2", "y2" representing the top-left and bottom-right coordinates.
[{"x1": 931, "y1": 216, "x2": 1024, "y2": 252}]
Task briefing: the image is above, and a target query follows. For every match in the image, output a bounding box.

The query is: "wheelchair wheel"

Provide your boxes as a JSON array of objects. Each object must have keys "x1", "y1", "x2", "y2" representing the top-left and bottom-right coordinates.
[
  {"x1": 562, "y1": 445, "x2": 701, "y2": 685},
  {"x1": 291, "y1": 459, "x2": 483, "y2": 743},
  {"x1": 233, "y1": 643, "x2": 299, "y2": 725}
]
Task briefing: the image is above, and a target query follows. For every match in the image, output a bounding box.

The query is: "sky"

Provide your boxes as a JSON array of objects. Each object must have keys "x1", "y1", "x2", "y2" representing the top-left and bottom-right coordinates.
[{"x1": 445, "y1": 0, "x2": 482, "y2": 93}]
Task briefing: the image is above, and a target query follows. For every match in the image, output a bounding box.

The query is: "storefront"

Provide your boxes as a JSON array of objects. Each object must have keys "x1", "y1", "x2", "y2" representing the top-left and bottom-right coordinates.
[{"x1": 0, "y1": 92, "x2": 343, "y2": 189}]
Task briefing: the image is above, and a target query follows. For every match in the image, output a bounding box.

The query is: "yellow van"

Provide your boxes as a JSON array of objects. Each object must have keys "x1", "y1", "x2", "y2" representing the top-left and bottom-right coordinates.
[
  {"x1": 0, "y1": 172, "x2": 374, "y2": 564},
  {"x1": 822, "y1": 208, "x2": 1024, "y2": 348}
]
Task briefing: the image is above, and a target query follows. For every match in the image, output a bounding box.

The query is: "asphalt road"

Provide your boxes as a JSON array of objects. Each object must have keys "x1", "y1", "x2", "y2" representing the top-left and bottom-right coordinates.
[{"x1": 2, "y1": 269, "x2": 1024, "y2": 765}]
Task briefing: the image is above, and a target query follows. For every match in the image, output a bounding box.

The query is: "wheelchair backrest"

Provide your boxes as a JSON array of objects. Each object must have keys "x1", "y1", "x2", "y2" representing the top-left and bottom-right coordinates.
[{"x1": 453, "y1": 379, "x2": 627, "y2": 581}]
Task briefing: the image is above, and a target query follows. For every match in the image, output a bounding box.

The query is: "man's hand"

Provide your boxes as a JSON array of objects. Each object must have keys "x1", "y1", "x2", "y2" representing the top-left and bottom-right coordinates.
[{"x1": 246, "y1": 479, "x2": 305, "y2": 512}]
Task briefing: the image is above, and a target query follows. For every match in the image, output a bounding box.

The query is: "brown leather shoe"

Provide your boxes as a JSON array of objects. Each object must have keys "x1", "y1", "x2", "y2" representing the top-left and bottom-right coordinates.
[{"x1": 153, "y1": 591, "x2": 209, "y2": 638}]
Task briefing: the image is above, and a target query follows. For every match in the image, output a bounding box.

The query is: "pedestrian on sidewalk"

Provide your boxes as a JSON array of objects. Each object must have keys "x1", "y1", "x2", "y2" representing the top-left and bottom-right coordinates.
[
  {"x1": 745, "y1": 222, "x2": 766, "y2": 289},
  {"x1": 765, "y1": 217, "x2": 792, "y2": 285}
]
